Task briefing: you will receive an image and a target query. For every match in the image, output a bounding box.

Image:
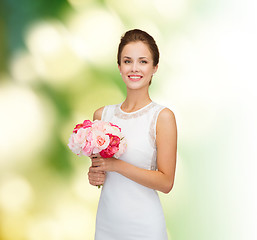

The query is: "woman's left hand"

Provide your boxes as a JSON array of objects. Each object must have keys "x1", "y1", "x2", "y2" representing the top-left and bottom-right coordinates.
[{"x1": 91, "y1": 156, "x2": 117, "y2": 172}]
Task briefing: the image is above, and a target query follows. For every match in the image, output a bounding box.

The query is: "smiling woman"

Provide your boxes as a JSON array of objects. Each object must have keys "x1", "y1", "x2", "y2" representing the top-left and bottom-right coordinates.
[{"x1": 87, "y1": 29, "x2": 177, "y2": 240}]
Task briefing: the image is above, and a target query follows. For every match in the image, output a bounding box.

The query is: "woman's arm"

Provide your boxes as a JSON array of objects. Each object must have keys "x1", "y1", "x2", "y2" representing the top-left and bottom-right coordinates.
[{"x1": 92, "y1": 108, "x2": 177, "y2": 193}]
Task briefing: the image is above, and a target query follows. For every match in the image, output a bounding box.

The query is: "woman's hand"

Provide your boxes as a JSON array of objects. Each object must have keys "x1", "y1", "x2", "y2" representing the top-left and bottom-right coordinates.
[
  {"x1": 88, "y1": 154, "x2": 106, "y2": 187},
  {"x1": 88, "y1": 166, "x2": 106, "y2": 187},
  {"x1": 88, "y1": 153, "x2": 118, "y2": 187},
  {"x1": 91, "y1": 155, "x2": 117, "y2": 172},
  {"x1": 88, "y1": 154, "x2": 120, "y2": 186}
]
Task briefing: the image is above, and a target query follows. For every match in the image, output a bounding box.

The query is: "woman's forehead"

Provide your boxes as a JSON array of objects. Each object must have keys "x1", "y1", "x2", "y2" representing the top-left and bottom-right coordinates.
[{"x1": 121, "y1": 41, "x2": 152, "y2": 57}]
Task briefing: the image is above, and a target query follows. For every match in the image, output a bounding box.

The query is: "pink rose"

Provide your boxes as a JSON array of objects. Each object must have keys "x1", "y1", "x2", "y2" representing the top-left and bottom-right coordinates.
[
  {"x1": 114, "y1": 137, "x2": 127, "y2": 158},
  {"x1": 100, "y1": 134, "x2": 120, "y2": 158},
  {"x1": 109, "y1": 122, "x2": 121, "y2": 131},
  {"x1": 82, "y1": 130, "x2": 93, "y2": 156},
  {"x1": 91, "y1": 120, "x2": 108, "y2": 132},
  {"x1": 82, "y1": 140, "x2": 93, "y2": 156},
  {"x1": 104, "y1": 124, "x2": 122, "y2": 138},
  {"x1": 83, "y1": 120, "x2": 93, "y2": 127},
  {"x1": 73, "y1": 120, "x2": 92, "y2": 133},
  {"x1": 68, "y1": 128, "x2": 89, "y2": 155},
  {"x1": 73, "y1": 123, "x2": 84, "y2": 133},
  {"x1": 92, "y1": 130, "x2": 110, "y2": 154},
  {"x1": 68, "y1": 134, "x2": 81, "y2": 155},
  {"x1": 100, "y1": 146, "x2": 119, "y2": 158}
]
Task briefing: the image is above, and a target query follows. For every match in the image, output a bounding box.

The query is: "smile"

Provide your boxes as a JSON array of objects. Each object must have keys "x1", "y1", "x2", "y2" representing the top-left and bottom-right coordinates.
[{"x1": 128, "y1": 75, "x2": 142, "y2": 82}]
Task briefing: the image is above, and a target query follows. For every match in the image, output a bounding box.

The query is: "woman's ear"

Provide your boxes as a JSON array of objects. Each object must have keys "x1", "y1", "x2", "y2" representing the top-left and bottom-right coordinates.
[{"x1": 153, "y1": 64, "x2": 158, "y2": 74}]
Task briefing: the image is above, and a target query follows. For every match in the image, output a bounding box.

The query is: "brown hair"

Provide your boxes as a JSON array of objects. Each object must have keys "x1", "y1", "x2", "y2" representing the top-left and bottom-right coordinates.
[{"x1": 117, "y1": 29, "x2": 159, "y2": 66}]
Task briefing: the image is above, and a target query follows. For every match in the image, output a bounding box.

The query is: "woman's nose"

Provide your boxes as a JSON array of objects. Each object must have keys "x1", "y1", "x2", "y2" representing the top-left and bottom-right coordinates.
[{"x1": 132, "y1": 62, "x2": 139, "y2": 72}]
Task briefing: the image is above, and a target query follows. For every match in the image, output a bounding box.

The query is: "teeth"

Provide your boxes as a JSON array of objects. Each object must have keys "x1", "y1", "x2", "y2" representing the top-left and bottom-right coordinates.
[{"x1": 130, "y1": 76, "x2": 141, "y2": 79}]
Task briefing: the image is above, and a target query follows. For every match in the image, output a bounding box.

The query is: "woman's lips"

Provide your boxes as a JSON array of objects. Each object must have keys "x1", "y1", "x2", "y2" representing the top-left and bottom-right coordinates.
[{"x1": 128, "y1": 75, "x2": 142, "y2": 82}]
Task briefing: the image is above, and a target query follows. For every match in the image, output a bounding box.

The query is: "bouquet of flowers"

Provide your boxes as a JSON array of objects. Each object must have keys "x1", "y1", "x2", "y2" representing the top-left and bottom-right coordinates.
[{"x1": 68, "y1": 120, "x2": 127, "y2": 158}]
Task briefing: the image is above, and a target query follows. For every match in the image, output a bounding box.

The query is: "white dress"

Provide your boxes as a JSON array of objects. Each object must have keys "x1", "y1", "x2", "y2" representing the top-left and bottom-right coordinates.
[{"x1": 95, "y1": 101, "x2": 168, "y2": 240}]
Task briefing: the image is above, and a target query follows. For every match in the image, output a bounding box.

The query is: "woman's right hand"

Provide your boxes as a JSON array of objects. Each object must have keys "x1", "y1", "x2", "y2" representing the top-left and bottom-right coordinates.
[
  {"x1": 88, "y1": 154, "x2": 106, "y2": 187},
  {"x1": 88, "y1": 166, "x2": 106, "y2": 187}
]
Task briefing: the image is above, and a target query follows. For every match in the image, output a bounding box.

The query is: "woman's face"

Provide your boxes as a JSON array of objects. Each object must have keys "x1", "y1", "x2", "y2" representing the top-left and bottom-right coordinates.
[{"x1": 118, "y1": 41, "x2": 158, "y2": 90}]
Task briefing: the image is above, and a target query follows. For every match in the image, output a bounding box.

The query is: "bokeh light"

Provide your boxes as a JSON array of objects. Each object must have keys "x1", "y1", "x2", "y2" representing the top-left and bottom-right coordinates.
[
  {"x1": 0, "y1": 83, "x2": 54, "y2": 166},
  {"x1": 25, "y1": 20, "x2": 86, "y2": 83},
  {"x1": 67, "y1": 8, "x2": 124, "y2": 66},
  {"x1": 0, "y1": 174, "x2": 33, "y2": 212}
]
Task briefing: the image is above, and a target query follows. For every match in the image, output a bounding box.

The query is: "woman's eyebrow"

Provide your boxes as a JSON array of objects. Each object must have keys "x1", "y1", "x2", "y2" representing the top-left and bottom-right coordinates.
[{"x1": 123, "y1": 56, "x2": 149, "y2": 59}]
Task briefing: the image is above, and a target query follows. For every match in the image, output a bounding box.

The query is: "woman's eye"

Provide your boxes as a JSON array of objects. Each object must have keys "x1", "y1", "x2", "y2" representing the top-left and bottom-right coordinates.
[
  {"x1": 140, "y1": 60, "x2": 147, "y2": 64},
  {"x1": 124, "y1": 60, "x2": 131, "y2": 63}
]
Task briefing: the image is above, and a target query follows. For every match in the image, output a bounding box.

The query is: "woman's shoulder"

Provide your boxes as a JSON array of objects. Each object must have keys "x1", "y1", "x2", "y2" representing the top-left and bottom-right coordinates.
[
  {"x1": 93, "y1": 106, "x2": 105, "y2": 120},
  {"x1": 156, "y1": 106, "x2": 176, "y2": 133},
  {"x1": 153, "y1": 102, "x2": 175, "y2": 116},
  {"x1": 153, "y1": 102, "x2": 176, "y2": 125},
  {"x1": 158, "y1": 107, "x2": 175, "y2": 124},
  {"x1": 93, "y1": 103, "x2": 120, "y2": 120}
]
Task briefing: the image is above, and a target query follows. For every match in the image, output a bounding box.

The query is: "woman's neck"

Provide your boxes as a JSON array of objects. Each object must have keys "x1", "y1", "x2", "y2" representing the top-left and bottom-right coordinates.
[{"x1": 121, "y1": 88, "x2": 152, "y2": 112}]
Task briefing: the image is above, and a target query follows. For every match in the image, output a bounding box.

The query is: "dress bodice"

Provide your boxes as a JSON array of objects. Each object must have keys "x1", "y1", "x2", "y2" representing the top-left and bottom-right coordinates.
[{"x1": 101, "y1": 101, "x2": 166, "y2": 170}]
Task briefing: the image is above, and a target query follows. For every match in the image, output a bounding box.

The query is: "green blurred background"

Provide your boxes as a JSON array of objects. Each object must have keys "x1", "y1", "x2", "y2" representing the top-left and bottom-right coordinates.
[{"x1": 0, "y1": 0, "x2": 256, "y2": 239}]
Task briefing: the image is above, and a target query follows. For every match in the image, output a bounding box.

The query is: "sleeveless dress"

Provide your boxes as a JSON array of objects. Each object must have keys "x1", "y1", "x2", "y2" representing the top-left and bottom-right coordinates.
[{"x1": 95, "y1": 101, "x2": 168, "y2": 240}]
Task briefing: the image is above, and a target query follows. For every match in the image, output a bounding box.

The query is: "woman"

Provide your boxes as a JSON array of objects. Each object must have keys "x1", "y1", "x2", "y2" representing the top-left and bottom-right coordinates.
[{"x1": 88, "y1": 29, "x2": 177, "y2": 240}]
